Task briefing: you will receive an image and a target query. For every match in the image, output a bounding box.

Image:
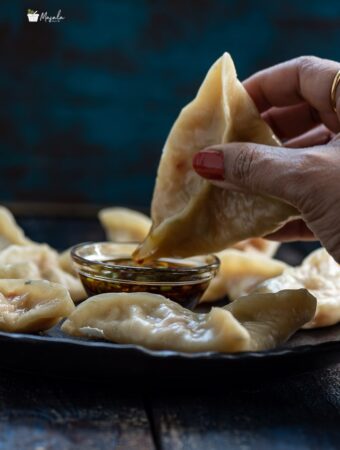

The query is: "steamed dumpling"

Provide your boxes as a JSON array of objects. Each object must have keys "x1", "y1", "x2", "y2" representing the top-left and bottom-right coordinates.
[
  {"x1": 0, "y1": 279, "x2": 74, "y2": 332},
  {"x1": 62, "y1": 289, "x2": 315, "y2": 353},
  {"x1": 0, "y1": 262, "x2": 41, "y2": 279},
  {"x1": 254, "y1": 248, "x2": 340, "y2": 329},
  {"x1": 0, "y1": 244, "x2": 58, "y2": 270},
  {"x1": 0, "y1": 206, "x2": 32, "y2": 250},
  {"x1": 201, "y1": 249, "x2": 287, "y2": 303},
  {"x1": 0, "y1": 206, "x2": 82, "y2": 283},
  {"x1": 59, "y1": 249, "x2": 89, "y2": 300},
  {"x1": 58, "y1": 248, "x2": 77, "y2": 276},
  {"x1": 134, "y1": 53, "x2": 297, "y2": 262},
  {"x1": 226, "y1": 289, "x2": 315, "y2": 350},
  {"x1": 0, "y1": 207, "x2": 86, "y2": 302},
  {"x1": 99, "y1": 207, "x2": 151, "y2": 242},
  {"x1": 0, "y1": 244, "x2": 86, "y2": 303},
  {"x1": 42, "y1": 266, "x2": 86, "y2": 303},
  {"x1": 97, "y1": 206, "x2": 279, "y2": 258}
]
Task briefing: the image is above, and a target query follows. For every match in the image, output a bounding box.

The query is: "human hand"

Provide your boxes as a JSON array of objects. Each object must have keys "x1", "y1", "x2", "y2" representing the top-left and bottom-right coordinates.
[{"x1": 193, "y1": 56, "x2": 340, "y2": 261}]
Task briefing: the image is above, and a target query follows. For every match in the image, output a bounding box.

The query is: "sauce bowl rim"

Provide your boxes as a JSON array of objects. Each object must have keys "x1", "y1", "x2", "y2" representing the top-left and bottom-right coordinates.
[{"x1": 71, "y1": 241, "x2": 220, "y2": 276}]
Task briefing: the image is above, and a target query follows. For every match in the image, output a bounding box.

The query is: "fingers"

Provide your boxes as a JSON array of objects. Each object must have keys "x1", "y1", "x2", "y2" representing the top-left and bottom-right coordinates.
[
  {"x1": 193, "y1": 144, "x2": 301, "y2": 206},
  {"x1": 264, "y1": 220, "x2": 315, "y2": 242},
  {"x1": 285, "y1": 125, "x2": 334, "y2": 148},
  {"x1": 262, "y1": 103, "x2": 320, "y2": 140},
  {"x1": 244, "y1": 56, "x2": 340, "y2": 132}
]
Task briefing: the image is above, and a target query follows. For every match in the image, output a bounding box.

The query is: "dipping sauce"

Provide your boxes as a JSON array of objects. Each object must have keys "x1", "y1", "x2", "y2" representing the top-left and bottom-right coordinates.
[
  {"x1": 72, "y1": 242, "x2": 220, "y2": 310},
  {"x1": 79, "y1": 257, "x2": 211, "y2": 309}
]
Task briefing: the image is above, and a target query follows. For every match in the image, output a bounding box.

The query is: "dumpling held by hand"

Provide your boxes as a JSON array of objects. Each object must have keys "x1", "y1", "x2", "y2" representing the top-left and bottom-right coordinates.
[{"x1": 134, "y1": 53, "x2": 297, "y2": 262}]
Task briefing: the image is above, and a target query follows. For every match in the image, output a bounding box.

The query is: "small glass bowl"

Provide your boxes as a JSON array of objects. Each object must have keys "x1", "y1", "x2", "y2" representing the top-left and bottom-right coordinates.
[{"x1": 71, "y1": 242, "x2": 220, "y2": 309}]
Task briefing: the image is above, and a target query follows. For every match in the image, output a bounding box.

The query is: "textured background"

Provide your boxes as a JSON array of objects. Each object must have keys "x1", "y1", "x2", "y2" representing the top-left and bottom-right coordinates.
[{"x1": 1, "y1": 0, "x2": 340, "y2": 208}]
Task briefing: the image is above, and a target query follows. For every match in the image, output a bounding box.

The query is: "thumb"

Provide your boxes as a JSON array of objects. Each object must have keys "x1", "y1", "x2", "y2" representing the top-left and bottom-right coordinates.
[{"x1": 192, "y1": 143, "x2": 301, "y2": 205}]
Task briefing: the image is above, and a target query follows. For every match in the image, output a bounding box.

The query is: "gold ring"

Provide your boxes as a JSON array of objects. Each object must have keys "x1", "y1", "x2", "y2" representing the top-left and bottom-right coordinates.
[{"x1": 330, "y1": 69, "x2": 340, "y2": 112}]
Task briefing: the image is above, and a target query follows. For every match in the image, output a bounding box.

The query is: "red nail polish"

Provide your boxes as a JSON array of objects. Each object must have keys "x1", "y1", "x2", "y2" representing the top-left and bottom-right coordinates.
[{"x1": 193, "y1": 150, "x2": 225, "y2": 180}]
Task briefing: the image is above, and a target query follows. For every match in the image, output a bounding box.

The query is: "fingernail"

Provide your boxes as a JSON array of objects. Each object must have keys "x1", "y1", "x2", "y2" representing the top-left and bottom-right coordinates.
[{"x1": 193, "y1": 150, "x2": 225, "y2": 180}]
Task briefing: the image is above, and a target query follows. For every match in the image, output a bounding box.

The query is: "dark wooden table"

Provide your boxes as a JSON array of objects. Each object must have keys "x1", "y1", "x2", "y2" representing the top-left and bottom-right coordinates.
[
  {"x1": 1, "y1": 365, "x2": 340, "y2": 449},
  {"x1": 0, "y1": 212, "x2": 337, "y2": 450}
]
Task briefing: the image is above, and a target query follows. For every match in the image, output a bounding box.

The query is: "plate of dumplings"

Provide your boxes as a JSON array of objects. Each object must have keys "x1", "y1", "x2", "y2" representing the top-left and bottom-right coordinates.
[
  {"x1": 0, "y1": 203, "x2": 339, "y2": 379},
  {"x1": 1, "y1": 53, "x2": 340, "y2": 379}
]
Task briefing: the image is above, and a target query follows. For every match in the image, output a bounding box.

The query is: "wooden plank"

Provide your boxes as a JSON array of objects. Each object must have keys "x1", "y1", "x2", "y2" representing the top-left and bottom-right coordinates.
[
  {"x1": 151, "y1": 365, "x2": 340, "y2": 450},
  {"x1": 0, "y1": 371, "x2": 155, "y2": 450}
]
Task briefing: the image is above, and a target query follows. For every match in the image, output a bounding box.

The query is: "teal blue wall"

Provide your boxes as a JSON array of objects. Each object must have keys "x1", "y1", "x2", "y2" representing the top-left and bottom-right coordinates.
[{"x1": 1, "y1": 0, "x2": 339, "y2": 207}]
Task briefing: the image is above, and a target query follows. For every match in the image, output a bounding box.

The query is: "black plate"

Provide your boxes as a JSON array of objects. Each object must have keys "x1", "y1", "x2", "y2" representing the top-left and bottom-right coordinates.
[{"x1": 0, "y1": 322, "x2": 339, "y2": 380}]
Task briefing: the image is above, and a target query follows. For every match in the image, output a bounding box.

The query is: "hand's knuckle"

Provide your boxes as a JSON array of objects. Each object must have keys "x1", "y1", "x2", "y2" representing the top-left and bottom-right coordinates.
[
  {"x1": 297, "y1": 55, "x2": 321, "y2": 71},
  {"x1": 232, "y1": 145, "x2": 258, "y2": 186}
]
